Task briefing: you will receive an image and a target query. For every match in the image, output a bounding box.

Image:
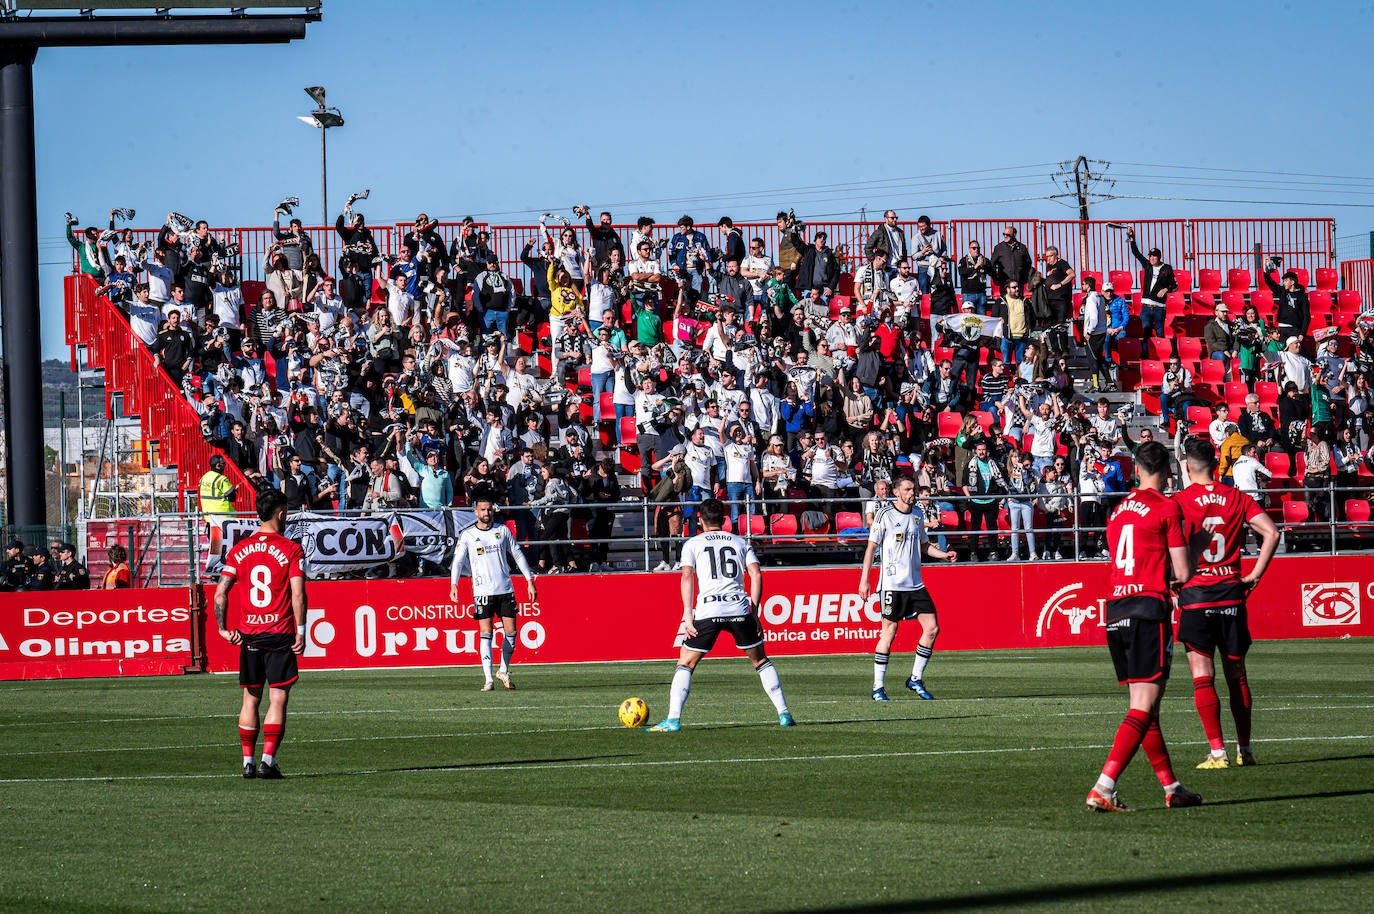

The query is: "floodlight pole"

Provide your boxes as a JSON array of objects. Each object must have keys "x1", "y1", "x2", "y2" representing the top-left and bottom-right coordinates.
[
  {"x1": 0, "y1": 10, "x2": 319, "y2": 530},
  {"x1": 319, "y1": 120, "x2": 327, "y2": 227},
  {"x1": 0, "y1": 43, "x2": 43, "y2": 531}
]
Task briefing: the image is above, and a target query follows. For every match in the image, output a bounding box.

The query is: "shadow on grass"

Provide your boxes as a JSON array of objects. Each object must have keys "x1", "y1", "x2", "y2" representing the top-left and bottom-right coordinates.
[
  {"x1": 1247, "y1": 753, "x2": 1374, "y2": 768},
  {"x1": 301, "y1": 754, "x2": 632, "y2": 778},
  {"x1": 1204, "y1": 787, "x2": 1374, "y2": 807},
  {"x1": 786, "y1": 858, "x2": 1374, "y2": 913}
]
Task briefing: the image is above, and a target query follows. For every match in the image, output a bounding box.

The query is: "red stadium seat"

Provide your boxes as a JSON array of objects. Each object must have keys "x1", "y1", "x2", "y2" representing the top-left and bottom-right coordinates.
[
  {"x1": 1139, "y1": 359, "x2": 1165, "y2": 387},
  {"x1": 1174, "y1": 269, "x2": 1192, "y2": 292},
  {"x1": 1197, "y1": 269, "x2": 1222, "y2": 293},
  {"x1": 744, "y1": 514, "x2": 767, "y2": 537},
  {"x1": 1220, "y1": 290, "x2": 1245, "y2": 313},
  {"x1": 1255, "y1": 381, "x2": 1279, "y2": 410},
  {"x1": 1263, "y1": 451, "x2": 1289, "y2": 477},
  {"x1": 1282, "y1": 501, "x2": 1309, "y2": 526},
  {"x1": 1165, "y1": 291, "x2": 1188, "y2": 314},
  {"x1": 1249, "y1": 288, "x2": 1274, "y2": 317},
  {"x1": 1343, "y1": 499, "x2": 1371, "y2": 523},
  {"x1": 1108, "y1": 270, "x2": 1133, "y2": 293},
  {"x1": 1308, "y1": 290, "x2": 1334, "y2": 312},
  {"x1": 1315, "y1": 268, "x2": 1338, "y2": 291},
  {"x1": 1227, "y1": 269, "x2": 1251, "y2": 292},
  {"x1": 1177, "y1": 338, "x2": 1204, "y2": 362},
  {"x1": 598, "y1": 392, "x2": 615, "y2": 419},
  {"x1": 768, "y1": 513, "x2": 799, "y2": 544},
  {"x1": 576, "y1": 367, "x2": 591, "y2": 389},
  {"x1": 619, "y1": 416, "x2": 637, "y2": 446},
  {"x1": 1117, "y1": 338, "x2": 1143, "y2": 363},
  {"x1": 1146, "y1": 337, "x2": 1172, "y2": 361},
  {"x1": 937, "y1": 411, "x2": 963, "y2": 438},
  {"x1": 1336, "y1": 289, "x2": 1362, "y2": 310},
  {"x1": 1198, "y1": 359, "x2": 1224, "y2": 386},
  {"x1": 1223, "y1": 381, "x2": 1250, "y2": 404},
  {"x1": 835, "y1": 510, "x2": 864, "y2": 532},
  {"x1": 1186, "y1": 405, "x2": 1212, "y2": 427},
  {"x1": 1290, "y1": 267, "x2": 1310, "y2": 288}
]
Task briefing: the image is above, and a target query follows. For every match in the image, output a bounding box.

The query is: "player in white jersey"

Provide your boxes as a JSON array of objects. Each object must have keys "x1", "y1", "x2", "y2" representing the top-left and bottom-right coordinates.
[
  {"x1": 648, "y1": 498, "x2": 793, "y2": 731},
  {"x1": 857, "y1": 476, "x2": 957, "y2": 701},
  {"x1": 449, "y1": 498, "x2": 537, "y2": 691}
]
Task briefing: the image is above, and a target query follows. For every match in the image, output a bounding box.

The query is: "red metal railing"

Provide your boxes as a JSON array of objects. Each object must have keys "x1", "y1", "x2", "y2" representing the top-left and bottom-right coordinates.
[
  {"x1": 82, "y1": 217, "x2": 1337, "y2": 289},
  {"x1": 66, "y1": 274, "x2": 255, "y2": 512},
  {"x1": 1341, "y1": 259, "x2": 1374, "y2": 310}
]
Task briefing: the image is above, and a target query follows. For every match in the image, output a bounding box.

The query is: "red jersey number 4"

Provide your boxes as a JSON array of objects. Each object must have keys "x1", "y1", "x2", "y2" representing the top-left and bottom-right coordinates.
[
  {"x1": 1106, "y1": 489, "x2": 1185, "y2": 601},
  {"x1": 222, "y1": 532, "x2": 304, "y2": 636}
]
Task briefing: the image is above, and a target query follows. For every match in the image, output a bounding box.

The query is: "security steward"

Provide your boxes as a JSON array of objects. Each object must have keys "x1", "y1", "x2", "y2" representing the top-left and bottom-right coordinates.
[
  {"x1": 1, "y1": 539, "x2": 31, "y2": 592},
  {"x1": 199, "y1": 454, "x2": 239, "y2": 555}
]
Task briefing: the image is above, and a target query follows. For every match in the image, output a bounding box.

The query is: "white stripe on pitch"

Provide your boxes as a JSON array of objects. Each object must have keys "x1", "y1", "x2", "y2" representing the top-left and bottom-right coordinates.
[
  {"x1": 1, "y1": 703, "x2": 1370, "y2": 757},
  {"x1": 0, "y1": 733, "x2": 1369, "y2": 785}
]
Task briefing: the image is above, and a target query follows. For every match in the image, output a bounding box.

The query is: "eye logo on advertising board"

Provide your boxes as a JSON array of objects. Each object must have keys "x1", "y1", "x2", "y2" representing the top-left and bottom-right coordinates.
[{"x1": 1300, "y1": 583, "x2": 1360, "y2": 627}]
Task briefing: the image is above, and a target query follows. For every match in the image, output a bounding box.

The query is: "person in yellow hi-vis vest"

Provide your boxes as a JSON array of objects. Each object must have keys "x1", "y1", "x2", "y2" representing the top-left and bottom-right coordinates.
[{"x1": 200, "y1": 454, "x2": 238, "y2": 559}]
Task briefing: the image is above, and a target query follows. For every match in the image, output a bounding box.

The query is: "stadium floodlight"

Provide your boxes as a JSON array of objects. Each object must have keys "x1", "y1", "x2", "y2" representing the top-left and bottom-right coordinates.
[{"x1": 296, "y1": 85, "x2": 343, "y2": 225}]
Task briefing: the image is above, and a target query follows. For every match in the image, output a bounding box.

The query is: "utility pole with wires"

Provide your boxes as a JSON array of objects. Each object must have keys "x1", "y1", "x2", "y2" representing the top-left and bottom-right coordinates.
[{"x1": 1050, "y1": 157, "x2": 1115, "y2": 274}]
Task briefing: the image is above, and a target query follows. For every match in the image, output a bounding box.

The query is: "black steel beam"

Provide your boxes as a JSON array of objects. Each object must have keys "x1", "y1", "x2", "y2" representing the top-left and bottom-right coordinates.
[
  {"x1": 0, "y1": 44, "x2": 45, "y2": 529},
  {"x1": 0, "y1": 14, "x2": 313, "y2": 46}
]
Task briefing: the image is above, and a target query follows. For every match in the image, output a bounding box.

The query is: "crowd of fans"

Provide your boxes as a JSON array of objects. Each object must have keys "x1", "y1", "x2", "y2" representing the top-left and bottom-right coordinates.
[{"x1": 64, "y1": 201, "x2": 1374, "y2": 573}]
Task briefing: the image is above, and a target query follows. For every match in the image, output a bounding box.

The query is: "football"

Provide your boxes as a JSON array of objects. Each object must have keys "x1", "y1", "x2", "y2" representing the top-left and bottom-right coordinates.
[{"x1": 618, "y1": 697, "x2": 650, "y2": 728}]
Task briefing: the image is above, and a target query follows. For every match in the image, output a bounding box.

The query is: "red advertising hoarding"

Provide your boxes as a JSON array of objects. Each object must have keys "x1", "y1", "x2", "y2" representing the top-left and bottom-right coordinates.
[
  {"x1": 198, "y1": 556, "x2": 1372, "y2": 674},
  {"x1": 0, "y1": 588, "x2": 194, "y2": 680},
  {"x1": 3, "y1": 556, "x2": 1367, "y2": 680}
]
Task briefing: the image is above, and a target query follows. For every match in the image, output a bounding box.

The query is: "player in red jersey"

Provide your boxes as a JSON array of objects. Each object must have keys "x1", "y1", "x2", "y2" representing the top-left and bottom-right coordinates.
[
  {"x1": 1176, "y1": 438, "x2": 1280, "y2": 769},
  {"x1": 214, "y1": 489, "x2": 307, "y2": 780},
  {"x1": 1086, "y1": 441, "x2": 1203, "y2": 812}
]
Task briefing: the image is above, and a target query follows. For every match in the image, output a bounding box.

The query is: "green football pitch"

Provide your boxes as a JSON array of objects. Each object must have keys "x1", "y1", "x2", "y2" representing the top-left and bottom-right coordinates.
[{"x1": 1, "y1": 641, "x2": 1371, "y2": 913}]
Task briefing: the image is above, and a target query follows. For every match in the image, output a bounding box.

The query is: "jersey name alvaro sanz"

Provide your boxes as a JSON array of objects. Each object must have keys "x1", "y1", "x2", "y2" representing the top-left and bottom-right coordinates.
[
  {"x1": 222, "y1": 531, "x2": 304, "y2": 636},
  {"x1": 680, "y1": 531, "x2": 758, "y2": 620},
  {"x1": 1176, "y1": 482, "x2": 1262, "y2": 586},
  {"x1": 869, "y1": 506, "x2": 929, "y2": 592},
  {"x1": 1106, "y1": 488, "x2": 1185, "y2": 602},
  {"x1": 450, "y1": 523, "x2": 531, "y2": 598}
]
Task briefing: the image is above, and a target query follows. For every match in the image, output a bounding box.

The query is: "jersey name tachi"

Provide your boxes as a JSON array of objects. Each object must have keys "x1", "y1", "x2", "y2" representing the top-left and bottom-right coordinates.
[
  {"x1": 869, "y1": 506, "x2": 929, "y2": 592},
  {"x1": 680, "y1": 531, "x2": 758, "y2": 620},
  {"x1": 1176, "y1": 483, "x2": 1263, "y2": 587},
  {"x1": 222, "y1": 531, "x2": 304, "y2": 636}
]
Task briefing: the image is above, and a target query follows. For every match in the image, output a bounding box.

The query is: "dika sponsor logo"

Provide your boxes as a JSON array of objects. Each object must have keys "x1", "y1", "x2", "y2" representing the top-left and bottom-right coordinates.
[
  {"x1": 1036, "y1": 583, "x2": 1104, "y2": 637},
  {"x1": 1300, "y1": 583, "x2": 1360, "y2": 627}
]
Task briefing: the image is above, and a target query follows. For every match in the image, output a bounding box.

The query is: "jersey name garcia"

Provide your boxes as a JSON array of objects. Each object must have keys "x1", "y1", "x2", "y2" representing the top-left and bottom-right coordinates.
[
  {"x1": 680, "y1": 531, "x2": 758, "y2": 620},
  {"x1": 868, "y1": 506, "x2": 929, "y2": 592},
  {"x1": 222, "y1": 531, "x2": 304, "y2": 636},
  {"x1": 1175, "y1": 483, "x2": 1262, "y2": 586},
  {"x1": 1106, "y1": 488, "x2": 1185, "y2": 604},
  {"x1": 450, "y1": 524, "x2": 530, "y2": 598}
]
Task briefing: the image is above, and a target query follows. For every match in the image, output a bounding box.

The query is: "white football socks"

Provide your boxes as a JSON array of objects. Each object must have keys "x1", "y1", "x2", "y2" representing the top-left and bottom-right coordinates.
[{"x1": 667, "y1": 665, "x2": 693, "y2": 719}]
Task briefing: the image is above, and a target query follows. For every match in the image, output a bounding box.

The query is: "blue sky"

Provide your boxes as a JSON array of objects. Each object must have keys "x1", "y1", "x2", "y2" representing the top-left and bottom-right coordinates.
[{"x1": 20, "y1": 0, "x2": 1374, "y2": 356}]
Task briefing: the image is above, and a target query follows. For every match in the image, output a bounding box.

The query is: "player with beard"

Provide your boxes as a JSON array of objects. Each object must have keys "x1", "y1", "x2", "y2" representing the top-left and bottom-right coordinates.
[{"x1": 1086, "y1": 441, "x2": 1203, "y2": 812}]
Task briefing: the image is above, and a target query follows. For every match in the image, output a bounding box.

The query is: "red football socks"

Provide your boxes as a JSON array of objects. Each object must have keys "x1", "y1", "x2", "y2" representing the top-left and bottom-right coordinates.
[
  {"x1": 262, "y1": 724, "x2": 284, "y2": 758},
  {"x1": 238, "y1": 725, "x2": 258, "y2": 758},
  {"x1": 1227, "y1": 675, "x2": 1253, "y2": 746},
  {"x1": 1192, "y1": 676, "x2": 1226, "y2": 752},
  {"x1": 1141, "y1": 718, "x2": 1177, "y2": 786},
  {"x1": 1101, "y1": 708, "x2": 1151, "y2": 781}
]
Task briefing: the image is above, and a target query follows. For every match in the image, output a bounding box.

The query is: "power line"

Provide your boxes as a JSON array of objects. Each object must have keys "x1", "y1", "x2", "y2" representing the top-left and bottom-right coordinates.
[{"x1": 1111, "y1": 161, "x2": 1374, "y2": 184}]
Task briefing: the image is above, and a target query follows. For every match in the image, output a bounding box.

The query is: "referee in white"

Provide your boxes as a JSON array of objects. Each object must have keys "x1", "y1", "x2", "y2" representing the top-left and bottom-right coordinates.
[
  {"x1": 858, "y1": 477, "x2": 957, "y2": 701},
  {"x1": 648, "y1": 498, "x2": 793, "y2": 731}
]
